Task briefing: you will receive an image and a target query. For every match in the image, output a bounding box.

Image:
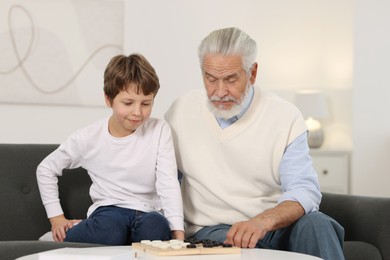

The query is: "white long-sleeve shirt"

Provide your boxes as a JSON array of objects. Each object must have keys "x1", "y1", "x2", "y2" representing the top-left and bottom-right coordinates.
[{"x1": 37, "y1": 117, "x2": 184, "y2": 231}]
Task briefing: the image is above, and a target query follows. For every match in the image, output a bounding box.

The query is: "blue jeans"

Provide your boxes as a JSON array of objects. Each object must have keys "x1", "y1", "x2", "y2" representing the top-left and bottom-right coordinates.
[
  {"x1": 190, "y1": 212, "x2": 345, "y2": 260},
  {"x1": 64, "y1": 206, "x2": 171, "y2": 245}
]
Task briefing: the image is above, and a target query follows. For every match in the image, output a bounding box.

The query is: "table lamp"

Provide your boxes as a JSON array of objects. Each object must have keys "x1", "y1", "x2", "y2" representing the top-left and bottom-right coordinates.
[{"x1": 294, "y1": 89, "x2": 329, "y2": 148}]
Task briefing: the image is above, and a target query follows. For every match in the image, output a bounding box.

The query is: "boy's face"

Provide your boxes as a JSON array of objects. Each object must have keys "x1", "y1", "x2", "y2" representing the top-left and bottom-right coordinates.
[{"x1": 105, "y1": 83, "x2": 154, "y2": 137}]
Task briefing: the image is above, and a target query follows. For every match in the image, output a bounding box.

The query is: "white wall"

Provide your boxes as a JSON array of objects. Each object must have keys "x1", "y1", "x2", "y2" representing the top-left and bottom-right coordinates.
[
  {"x1": 352, "y1": 0, "x2": 390, "y2": 197},
  {"x1": 123, "y1": 0, "x2": 353, "y2": 149},
  {"x1": 4, "y1": 1, "x2": 388, "y2": 197},
  {"x1": 0, "y1": 103, "x2": 110, "y2": 144},
  {"x1": 125, "y1": 0, "x2": 354, "y2": 95},
  {"x1": 0, "y1": 0, "x2": 118, "y2": 143},
  {"x1": 1, "y1": 0, "x2": 353, "y2": 146}
]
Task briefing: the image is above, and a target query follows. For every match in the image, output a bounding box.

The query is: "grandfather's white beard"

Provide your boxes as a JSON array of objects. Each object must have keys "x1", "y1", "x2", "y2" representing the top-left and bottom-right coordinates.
[{"x1": 207, "y1": 85, "x2": 250, "y2": 120}]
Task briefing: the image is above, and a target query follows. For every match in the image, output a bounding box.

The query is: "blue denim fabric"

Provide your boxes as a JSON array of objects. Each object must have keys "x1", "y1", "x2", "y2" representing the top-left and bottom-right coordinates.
[
  {"x1": 190, "y1": 212, "x2": 345, "y2": 260},
  {"x1": 64, "y1": 206, "x2": 171, "y2": 245}
]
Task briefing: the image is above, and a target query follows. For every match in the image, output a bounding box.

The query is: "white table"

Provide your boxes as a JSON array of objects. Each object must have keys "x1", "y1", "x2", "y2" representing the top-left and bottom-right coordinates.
[{"x1": 16, "y1": 246, "x2": 323, "y2": 260}]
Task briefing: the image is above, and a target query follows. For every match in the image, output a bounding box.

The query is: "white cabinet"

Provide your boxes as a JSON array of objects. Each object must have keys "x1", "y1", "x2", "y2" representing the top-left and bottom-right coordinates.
[{"x1": 309, "y1": 150, "x2": 350, "y2": 194}]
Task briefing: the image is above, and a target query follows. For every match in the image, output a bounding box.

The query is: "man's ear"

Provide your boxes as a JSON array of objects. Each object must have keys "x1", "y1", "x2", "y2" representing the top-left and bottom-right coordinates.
[
  {"x1": 104, "y1": 95, "x2": 112, "y2": 107},
  {"x1": 250, "y1": 63, "x2": 258, "y2": 85}
]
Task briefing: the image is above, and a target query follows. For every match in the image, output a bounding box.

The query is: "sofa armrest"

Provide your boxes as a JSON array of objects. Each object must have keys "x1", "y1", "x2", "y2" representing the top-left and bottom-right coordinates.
[
  {"x1": 320, "y1": 192, "x2": 390, "y2": 260},
  {"x1": 0, "y1": 144, "x2": 58, "y2": 240},
  {"x1": 0, "y1": 144, "x2": 93, "y2": 241}
]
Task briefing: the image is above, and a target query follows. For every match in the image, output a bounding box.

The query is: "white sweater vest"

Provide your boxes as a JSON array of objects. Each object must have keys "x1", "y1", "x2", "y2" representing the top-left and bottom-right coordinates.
[{"x1": 165, "y1": 87, "x2": 306, "y2": 235}]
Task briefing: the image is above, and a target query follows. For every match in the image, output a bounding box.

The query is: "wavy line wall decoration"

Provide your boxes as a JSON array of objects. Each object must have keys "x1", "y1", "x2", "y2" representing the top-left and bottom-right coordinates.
[{"x1": 0, "y1": 0, "x2": 123, "y2": 106}]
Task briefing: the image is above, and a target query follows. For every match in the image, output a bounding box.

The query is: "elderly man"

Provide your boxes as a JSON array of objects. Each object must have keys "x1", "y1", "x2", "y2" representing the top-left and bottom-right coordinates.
[{"x1": 165, "y1": 27, "x2": 344, "y2": 260}]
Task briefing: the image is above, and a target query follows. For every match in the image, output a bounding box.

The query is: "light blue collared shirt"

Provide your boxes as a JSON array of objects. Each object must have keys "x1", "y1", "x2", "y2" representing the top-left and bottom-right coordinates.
[{"x1": 215, "y1": 86, "x2": 321, "y2": 213}]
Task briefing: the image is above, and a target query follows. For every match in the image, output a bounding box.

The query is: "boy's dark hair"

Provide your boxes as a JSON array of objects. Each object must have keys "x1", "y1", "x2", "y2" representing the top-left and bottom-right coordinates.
[{"x1": 104, "y1": 53, "x2": 160, "y2": 103}]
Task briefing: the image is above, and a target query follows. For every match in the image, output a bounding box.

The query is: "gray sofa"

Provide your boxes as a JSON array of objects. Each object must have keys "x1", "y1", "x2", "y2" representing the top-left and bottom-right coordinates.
[
  {"x1": 0, "y1": 144, "x2": 101, "y2": 260},
  {"x1": 1, "y1": 143, "x2": 389, "y2": 260}
]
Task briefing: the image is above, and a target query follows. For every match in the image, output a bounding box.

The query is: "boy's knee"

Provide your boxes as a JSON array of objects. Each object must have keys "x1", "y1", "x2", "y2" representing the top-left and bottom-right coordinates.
[
  {"x1": 142, "y1": 212, "x2": 169, "y2": 226},
  {"x1": 132, "y1": 212, "x2": 170, "y2": 241},
  {"x1": 66, "y1": 209, "x2": 129, "y2": 245}
]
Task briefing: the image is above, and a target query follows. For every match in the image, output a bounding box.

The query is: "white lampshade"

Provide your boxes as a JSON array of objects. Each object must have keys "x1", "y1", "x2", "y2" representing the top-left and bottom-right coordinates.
[
  {"x1": 294, "y1": 89, "x2": 329, "y2": 148},
  {"x1": 294, "y1": 89, "x2": 329, "y2": 120}
]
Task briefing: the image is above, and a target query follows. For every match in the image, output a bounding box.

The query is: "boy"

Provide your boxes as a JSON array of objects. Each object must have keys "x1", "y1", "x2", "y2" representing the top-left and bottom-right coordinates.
[{"x1": 37, "y1": 53, "x2": 184, "y2": 245}]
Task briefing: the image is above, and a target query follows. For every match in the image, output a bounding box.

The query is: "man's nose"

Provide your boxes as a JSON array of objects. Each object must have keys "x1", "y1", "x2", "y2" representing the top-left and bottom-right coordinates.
[{"x1": 215, "y1": 80, "x2": 229, "y2": 97}]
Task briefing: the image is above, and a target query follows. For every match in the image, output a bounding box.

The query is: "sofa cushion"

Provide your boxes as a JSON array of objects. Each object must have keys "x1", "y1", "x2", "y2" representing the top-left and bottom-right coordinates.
[
  {"x1": 344, "y1": 241, "x2": 382, "y2": 260},
  {"x1": 38, "y1": 232, "x2": 54, "y2": 242}
]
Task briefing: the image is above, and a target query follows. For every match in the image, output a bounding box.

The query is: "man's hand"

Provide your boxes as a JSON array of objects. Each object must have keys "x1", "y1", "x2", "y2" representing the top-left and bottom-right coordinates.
[
  {"x1": 224, "y1": 218, "x2": 269, "y2": 248},
  {"x1": 49, "y1": 214, "x2": 81, "y2": 242},
  {"x1": 225, "y1": 201, "x2": 305, "y2": 248}
]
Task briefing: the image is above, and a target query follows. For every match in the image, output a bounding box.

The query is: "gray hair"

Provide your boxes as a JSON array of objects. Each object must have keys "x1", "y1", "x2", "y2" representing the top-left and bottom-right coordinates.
[{"x1": 198, "y1": 27, "x2": 257, "y2": 74}]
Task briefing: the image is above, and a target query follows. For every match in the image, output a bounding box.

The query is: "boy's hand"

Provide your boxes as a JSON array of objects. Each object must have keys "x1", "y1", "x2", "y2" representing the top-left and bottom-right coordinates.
[
  {"x1": 49, "y1": 214, "x2": 81, "y2": 242},
  {"x1": 171, "y1": 230, "x2": 185, "y2": 241}
]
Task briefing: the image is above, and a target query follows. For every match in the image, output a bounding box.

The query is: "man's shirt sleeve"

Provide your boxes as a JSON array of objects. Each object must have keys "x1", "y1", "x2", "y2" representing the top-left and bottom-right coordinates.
[{"x1": 278, "y1": 131, "x2": 322, "y2": 213}]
